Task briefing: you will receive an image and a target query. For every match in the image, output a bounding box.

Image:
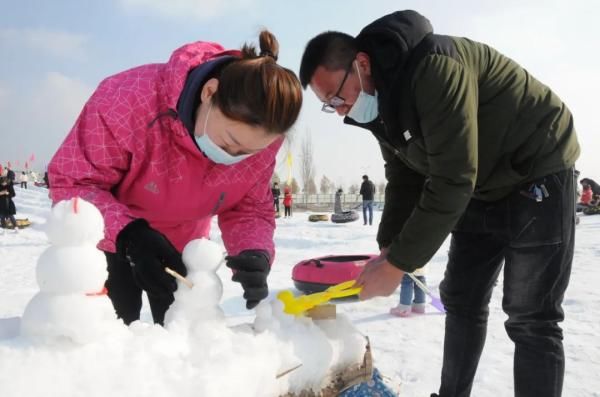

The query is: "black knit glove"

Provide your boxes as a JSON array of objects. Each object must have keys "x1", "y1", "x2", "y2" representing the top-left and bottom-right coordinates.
[
  {"x1": 225, "y1": 250, "x2": 270, "y2": 309},
  {"x1": 116, "y1": 219, "x2": 187, "y2": 297}
]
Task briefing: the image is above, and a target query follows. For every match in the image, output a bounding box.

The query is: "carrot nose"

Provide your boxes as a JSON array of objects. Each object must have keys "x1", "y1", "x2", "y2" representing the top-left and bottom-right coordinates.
[{"x1": 85, "y1": 286, "x2": 108, "y2": 296}]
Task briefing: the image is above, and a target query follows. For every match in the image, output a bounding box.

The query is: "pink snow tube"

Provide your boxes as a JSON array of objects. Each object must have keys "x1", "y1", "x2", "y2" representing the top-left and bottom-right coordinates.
[{"x1": 292, "y1": 254, "x2": 378, "y2": 293}]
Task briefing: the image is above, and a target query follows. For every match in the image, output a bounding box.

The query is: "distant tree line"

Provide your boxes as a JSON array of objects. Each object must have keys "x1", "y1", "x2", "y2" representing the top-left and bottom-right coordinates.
[{"x1": 271, "y1": 130, "x2": 386, "y2": 195}]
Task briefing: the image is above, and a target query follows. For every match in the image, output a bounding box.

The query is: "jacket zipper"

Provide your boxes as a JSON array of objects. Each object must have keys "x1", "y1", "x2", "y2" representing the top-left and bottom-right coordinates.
[{"x1": 210, "y1": 192, "x2": 226, "y2": 215}]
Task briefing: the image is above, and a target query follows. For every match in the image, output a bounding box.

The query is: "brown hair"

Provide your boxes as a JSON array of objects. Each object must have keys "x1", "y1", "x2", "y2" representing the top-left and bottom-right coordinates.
[{"x1": 213, "y1": 30, "x2": 302, "y2": 135}]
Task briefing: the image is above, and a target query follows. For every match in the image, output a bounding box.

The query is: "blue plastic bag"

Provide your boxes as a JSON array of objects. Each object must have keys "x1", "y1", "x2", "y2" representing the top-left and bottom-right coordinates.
[{"x1": 338, "y1": 368, "x2": 397, "y2": 396}]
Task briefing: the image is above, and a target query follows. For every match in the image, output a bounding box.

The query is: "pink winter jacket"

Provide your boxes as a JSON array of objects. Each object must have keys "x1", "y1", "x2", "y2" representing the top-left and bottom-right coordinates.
[{"x1": 49, "y1": 41, "x2": 280, "y2": 259}]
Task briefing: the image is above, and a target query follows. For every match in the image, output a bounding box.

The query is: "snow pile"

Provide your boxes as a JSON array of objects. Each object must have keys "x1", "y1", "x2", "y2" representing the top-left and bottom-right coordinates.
[
  {"x1": 163, "y1": 237, "x2": 366, "y2": 395},
  {"x1": 2, "y1": 187, "x2": 600, "y2": 396},
  {"x1": 0, "y1": 198, "x2": 367, "y2": 397}
]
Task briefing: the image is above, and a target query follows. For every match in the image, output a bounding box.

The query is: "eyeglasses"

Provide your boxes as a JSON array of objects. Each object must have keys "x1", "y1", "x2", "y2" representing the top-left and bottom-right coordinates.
[{"x1": 321, "y1": 64, "x2": 352, "y2": 113}]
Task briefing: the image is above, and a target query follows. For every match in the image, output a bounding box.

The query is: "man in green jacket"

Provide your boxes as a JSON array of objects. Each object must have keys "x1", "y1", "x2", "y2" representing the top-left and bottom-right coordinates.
[{"x1": 300, "y1": 10, "x2": 579, "y2": 397}]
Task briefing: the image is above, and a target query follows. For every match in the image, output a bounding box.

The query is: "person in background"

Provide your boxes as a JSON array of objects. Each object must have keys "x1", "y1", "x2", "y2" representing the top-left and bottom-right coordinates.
[
  {"x1": 5, "y1": 167, "x2": 15, "y2": 184},
  {"x1": 283, "y1": 186, "x2": 293, "y2": 218},
  {"x1": 580, "y1": 178, "x2": 600, "y2": 197},
  {"x1": 390, "y1": 267, "x2": 427, "y2": 317},
  {"x1": 19, "y1": 172, "x2": 28, "y2": 189},
  {"x1": 272, "y1": 181, "x2": 281, "y2": 214},
  {"x1": 29, "y1": 171, "x2": 38, "y2": 184},
  {"x1": 334, "y1": 188, "x2": 344, "y2": 214},
  {"x1": 359, "y1": 174, "x2": 375, "y2": 225},
  {"x1": 49, "y1": 30, "x2": 302, "y2": 325},
  {"x1": 577, "y1": 184, "x2": 592, "y2": 212},
  {"x1": 0, "y1": 176, "x2": 17, "y2": 231}
]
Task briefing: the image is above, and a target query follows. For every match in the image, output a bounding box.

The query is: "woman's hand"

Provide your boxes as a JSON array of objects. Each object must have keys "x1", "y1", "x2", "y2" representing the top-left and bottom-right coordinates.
[
  {"x1": 116, "y1": 219, "x2": 187, "y2": 297},
  {"x1": 225, "y1": 250, "x2": 270, "y2": 309}
]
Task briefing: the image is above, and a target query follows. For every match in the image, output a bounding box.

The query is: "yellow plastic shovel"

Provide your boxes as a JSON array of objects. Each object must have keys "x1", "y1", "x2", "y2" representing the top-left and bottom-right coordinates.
[{"x1": 277, "y1": 280, "x2": 362, "y2": 316}]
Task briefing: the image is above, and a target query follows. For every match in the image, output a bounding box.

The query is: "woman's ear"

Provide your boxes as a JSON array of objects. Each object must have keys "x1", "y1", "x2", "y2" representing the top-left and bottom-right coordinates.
[{"x1": 200, "y1": 78, "x2": 219, "y2": 103}]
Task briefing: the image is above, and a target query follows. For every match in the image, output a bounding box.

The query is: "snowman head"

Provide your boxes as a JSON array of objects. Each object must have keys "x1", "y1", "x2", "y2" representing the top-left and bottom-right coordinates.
[
  {"x1": 181, "y1": 239, "x2": 225, "y2": 274},
  {"x1": 45, "y1": 197, "x2": 104, "y2": 246}
]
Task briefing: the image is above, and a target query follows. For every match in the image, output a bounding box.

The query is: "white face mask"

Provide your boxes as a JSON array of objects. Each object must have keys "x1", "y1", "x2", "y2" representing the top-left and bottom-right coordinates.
[
  {"x1": 194, "y1": 102, "x2": 251, "y2": 165},
  {"x1": 347, "y1": 61, "x2": 379, "y2": 123}
]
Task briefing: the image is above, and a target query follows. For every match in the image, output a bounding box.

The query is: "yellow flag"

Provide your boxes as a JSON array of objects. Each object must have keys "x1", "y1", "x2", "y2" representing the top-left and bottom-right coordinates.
[{"x1": 286, "y1": 151, "x2": 293, "y2": 185}]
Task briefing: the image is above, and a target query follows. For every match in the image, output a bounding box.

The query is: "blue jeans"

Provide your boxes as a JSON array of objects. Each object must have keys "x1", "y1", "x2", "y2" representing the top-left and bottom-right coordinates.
[
  {"x1": 400, "y1": 274, "x2": 426, "y2": 305},
  {"x1": 362, "y1": 200, "x2": 374, "y2": 225},
  {"x1": 438, "y1": 169, "x2": 576, "y2": 397}
]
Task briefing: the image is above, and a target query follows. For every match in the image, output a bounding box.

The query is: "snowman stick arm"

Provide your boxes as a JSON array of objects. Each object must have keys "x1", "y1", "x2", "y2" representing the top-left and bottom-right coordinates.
[{"x1": 164, "y1": 267, "x2": 194, "y2": 289}]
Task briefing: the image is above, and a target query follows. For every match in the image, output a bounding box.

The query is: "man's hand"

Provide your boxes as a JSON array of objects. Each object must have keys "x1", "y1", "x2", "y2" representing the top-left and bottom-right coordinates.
[
  {"x1": 360, "y1": 246, "x2": 390, "y2": 268},
  {"x1": 356, "y1": 250, "x2": 404, "y2": 300},
  {"x1": 225, "y1": 250, "x2": 270, "y2": 310}
]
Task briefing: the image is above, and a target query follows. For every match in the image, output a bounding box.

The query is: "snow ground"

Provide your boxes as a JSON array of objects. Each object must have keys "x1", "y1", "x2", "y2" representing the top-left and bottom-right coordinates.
[{"x1": 1, "y1": 186, "x2": 599, "y2": 396}]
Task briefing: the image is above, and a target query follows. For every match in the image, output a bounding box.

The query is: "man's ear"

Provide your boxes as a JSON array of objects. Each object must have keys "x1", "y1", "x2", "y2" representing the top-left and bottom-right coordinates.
[
  {"x1": 355, "y1": 52, "x2": 372, "y2": 76},
  {"x1": 200, "y1": 78, "x2": 219, "y2": 102}
]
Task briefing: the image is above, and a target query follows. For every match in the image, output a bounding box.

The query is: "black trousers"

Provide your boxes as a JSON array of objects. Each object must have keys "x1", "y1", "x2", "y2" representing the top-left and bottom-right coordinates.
[
  {"x1": 438, "y1": 169, "x2": 576, "y2": 397},
  {"x1": 274, "y1": 198, "x2": 280, "y2": 213},
  {"x1": 104, "y1": 252, "x2": 174, "y2": 325},
  {"x1": 284, "y1": 206, "x2": 291, "y2": 217}
]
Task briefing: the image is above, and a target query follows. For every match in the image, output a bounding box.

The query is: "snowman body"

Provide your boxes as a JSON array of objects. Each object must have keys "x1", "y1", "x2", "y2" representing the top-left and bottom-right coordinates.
[
  {"x1": 165, "y1": 238, "x2": 225, "y2": 328},
  {"x1": 21, "y1": 198, "x2": 119, "y2": 344}
]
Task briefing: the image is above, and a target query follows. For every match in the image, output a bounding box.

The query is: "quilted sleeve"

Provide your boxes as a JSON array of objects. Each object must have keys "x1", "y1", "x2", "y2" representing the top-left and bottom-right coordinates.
[
  {"x1": 48, "y1": 84, "x2": 136, "y2": 252},
  {"x1": 217, "y1": 143, "x2": 282, "y2": 262}
]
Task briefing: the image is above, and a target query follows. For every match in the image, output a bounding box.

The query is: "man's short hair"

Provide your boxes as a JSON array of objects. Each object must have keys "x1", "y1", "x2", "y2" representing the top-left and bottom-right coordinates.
[
  {"x1": 299, "y1": 31, "x2": 357, "y2": 88},
  {"x1": 362, "y1": 175, "x2": 368, "y2": 180}
]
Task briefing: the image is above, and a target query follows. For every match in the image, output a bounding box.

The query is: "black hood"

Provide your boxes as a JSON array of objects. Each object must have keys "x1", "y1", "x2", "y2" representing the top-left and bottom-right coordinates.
[
  {"x1": 344, "y1": 11, "x2": 443, "y2": 146},
  {"x1": 356, "y1": 10, "x2": 433, "y2": 72},
  {"x1": 177, "y1": 55, "x2": 236, "y2": 135}
]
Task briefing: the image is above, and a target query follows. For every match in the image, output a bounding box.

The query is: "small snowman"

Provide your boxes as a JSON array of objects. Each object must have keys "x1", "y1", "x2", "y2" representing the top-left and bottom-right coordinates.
[
  {"x1": 165, "y1": 238, "x2": 225, "y2": 329},
  {"x1": 21, "y1": 197, "x2": 120, "y2": 344}
]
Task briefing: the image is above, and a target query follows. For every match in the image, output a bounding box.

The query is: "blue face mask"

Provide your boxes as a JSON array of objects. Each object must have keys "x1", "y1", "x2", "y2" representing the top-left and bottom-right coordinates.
[
  {"x1": 347, "y1": 62, "x2": 379, "y2": 123},
  {"x1": 194, "y1": 102, "x2": 251, "y2": 165}
]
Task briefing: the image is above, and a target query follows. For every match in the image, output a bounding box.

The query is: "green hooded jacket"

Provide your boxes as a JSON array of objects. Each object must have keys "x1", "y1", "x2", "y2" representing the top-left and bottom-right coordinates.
[{"x1": 344, "y1": 10, "x2": 580, "y2": 272}]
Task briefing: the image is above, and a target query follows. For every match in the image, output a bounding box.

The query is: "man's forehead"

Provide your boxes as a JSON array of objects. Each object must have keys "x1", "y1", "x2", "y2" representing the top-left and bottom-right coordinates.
[{"x1": 310, "y1": 65, "x2": 342, "y2": 98}]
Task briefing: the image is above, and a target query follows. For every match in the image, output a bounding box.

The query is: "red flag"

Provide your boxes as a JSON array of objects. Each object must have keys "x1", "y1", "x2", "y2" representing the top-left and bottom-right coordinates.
[
  {"x1": 25, "y1": 161, "x2": 29, "y2": 169},
  {"x1": 0, "y1": 164, "x2": 3, "y2": 175},
  {"x1": 29, "y1": 153, "x2": 35, "y2": 162}
]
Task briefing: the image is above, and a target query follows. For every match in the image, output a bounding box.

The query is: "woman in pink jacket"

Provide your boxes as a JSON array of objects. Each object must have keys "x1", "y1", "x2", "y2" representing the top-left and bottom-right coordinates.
[{"x1": 48, "y1": 31, "x2": 302, "y2": 325}]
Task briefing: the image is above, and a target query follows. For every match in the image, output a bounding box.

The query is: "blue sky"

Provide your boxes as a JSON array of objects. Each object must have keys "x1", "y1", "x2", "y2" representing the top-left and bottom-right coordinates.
[{"x1": 1, "y1": 0, "x2": 599, "y2": 187}]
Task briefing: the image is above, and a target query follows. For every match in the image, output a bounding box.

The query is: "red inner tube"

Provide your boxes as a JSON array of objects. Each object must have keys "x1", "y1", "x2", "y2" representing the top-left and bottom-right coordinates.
[{"x1": 292, "y1": 254, "x2": 377, "y2": 291}]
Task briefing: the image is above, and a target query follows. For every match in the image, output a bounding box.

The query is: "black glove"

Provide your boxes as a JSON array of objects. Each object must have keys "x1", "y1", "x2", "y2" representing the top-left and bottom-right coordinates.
[
  {"x1": 116, "y1": 219, "x2": 187, "y2": 297},
  {"x1": 225, "y1": 250, "x2": 270, "y2": 309}
]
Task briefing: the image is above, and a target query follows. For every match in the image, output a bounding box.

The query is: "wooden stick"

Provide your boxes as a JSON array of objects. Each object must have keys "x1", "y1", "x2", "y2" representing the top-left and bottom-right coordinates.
[
  {"x1": 164, "y1": 267, "x2": 194, "y2": 289},
  {"x1": 306, "y1": 304, "x2": 336, "y2": 320},
  {"x1": 276, "y1": 363, "x2": 303, "y2": 379}
]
